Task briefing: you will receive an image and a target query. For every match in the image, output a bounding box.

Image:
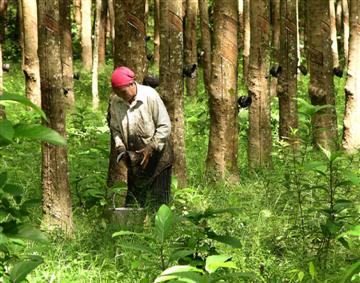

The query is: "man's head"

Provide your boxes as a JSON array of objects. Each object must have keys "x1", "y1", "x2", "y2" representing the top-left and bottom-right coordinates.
[{"x1": 111, "y1": 66, "x2": 137, "y2": 103}]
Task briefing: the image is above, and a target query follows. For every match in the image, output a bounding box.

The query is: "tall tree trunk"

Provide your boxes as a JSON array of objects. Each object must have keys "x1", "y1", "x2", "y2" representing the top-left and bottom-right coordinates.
[
  {"x1": 270, "y1": 0, "x2": 280, "y2": 97},
  {"x1": 153, "y1": 0, "x2": 160, "y2": 68},
  {"x1": 159, "y1": 0, "x2": 187, "y2": 187},
  {"x1": 198, "y1": 0, "x2": 211, "y2": 94},
  {"x1": 329, "y1": 0, "x2": 339, "y2": 68},
  {"x1": 278, "y1": 0, "x2": 298, "y2": 141},
  {"x1": 184, "y1": 0, "x2": 198, "y2": 97},
  {"x1": 336, "y1": 0, "x2": 342, "y2": 32},
  {"x1": 342, "y1": 0, "x2": 349, "y2": 69},
  {"x1": 342, "y1": 0, "x2": 360, "y2": 153},
  {"x1": 60, "y1": 0, "x2": 75, "y2": 105},
  {"x1": 21, "y1": 0, "x2": 41, "y2": 106},
  {"x1": 98, "y1": 0, "x2": 108, "y2": 68},
  {"x1": 243, "y1": 0, "x2": 250, "y2": 85},
  {"x1": 107, "y1": 0, "x2": 146, "y2": 187},
  {"x1": 238, "y1": 0, "x2": 244, "y2": 50},
  {"x1": 92, "y1": 0, "x2": 101, "y2": 110},
  {"x1": 206, "y1": 0, "x2": 238, "y2": 179},
  {"x1": 108, "y1": 0, "x2": 115, "y2": 46},
  {"x1": 307, "y1": 0, "x2": 338, "y2": 150},
  {"x1": 38, "y1": 0, "x2": 73, "y2": 234},
  {"x1": 0, "y1": 0, "x2": 6, "y2": 96},
  {"x1": 74, "y1": 0, "x2": 81, "y2": 37},
  {"x1": 247, "y1": 0, "x2": 272, "y2": 168},
  {"x1": 81, "y1": 0, "x2": 92, "y2": 71}
]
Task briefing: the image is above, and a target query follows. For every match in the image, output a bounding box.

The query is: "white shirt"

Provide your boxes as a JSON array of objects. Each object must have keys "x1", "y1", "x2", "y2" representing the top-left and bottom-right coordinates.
[{"x1": 109, "y1": 83, "x2": 171, "y2": 153}]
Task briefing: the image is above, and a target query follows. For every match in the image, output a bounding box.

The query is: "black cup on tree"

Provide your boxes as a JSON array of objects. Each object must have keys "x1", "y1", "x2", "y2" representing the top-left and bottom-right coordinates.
[{"x1": 238, "y1": 96, "x2": 252, "y2": 108}]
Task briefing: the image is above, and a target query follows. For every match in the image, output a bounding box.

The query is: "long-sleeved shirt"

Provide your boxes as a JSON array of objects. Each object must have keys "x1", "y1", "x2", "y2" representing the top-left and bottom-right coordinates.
[{"x1": 109, "y1": 83, "x2": 173, "y2": 186}]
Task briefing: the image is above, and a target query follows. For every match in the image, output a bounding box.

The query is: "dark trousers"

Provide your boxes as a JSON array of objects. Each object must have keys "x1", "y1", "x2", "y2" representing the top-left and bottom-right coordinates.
[{"x1": 125, "y1": 166, "x2": 172, "y2": 210}]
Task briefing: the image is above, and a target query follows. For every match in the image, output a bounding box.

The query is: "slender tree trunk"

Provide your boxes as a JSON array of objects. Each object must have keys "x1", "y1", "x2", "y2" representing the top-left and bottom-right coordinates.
[
  {"x1": 184, "y1": 0, "x2": 198, "y2": 97},
  {"x1": 38, "y1": 0, "x2": 73, "y2": 234},
  {"x1": 278, "y1": 0, "x2": 298, "y2": 141},
  {"x1": 243, "y1": 0, "x2": 250, "y2": 85},
  {"x1": 108, "y1": 0, "x2": 115, "y2": 45},
  {"x1": 81, "y1": 0, "x2": 92, "y2": 71},
  {"x1": 270, "y1": 0, "x2": 280, "y2": 97},
  {"x1": 60, "y1": 0, "x2": 75, "y2": 105},
  {"x1": 329, "y1": 0, "x2": 339, "y2": 68},
  {"x1": 206, "y1": 0, "x2": 238, "y2": 179},
  {"x1": 92, "y1": 0, "x2": 101, "y2": 110},
  {"x1": 336, "y1": 0, "x2": 342, "y2": 32},
  {"x1": 307, "y1": 0, "x2": 338, "y2": 150},
  {"x1": 107, "y1": 0, "x2": 146, "y2": 187},
  {"x1": 145, "y1": 0, "x2": 149, "y2": 30},
  {"x1": 342, "y1": 0, "x2": 360, "y2": 153},
  {"x1": 0, "y1": 0, "x2": 6, "y2": 96},
  {"x1": 153, "y1": 0, "x2": 160, "y2": 68},
  {"x1": 99, "y1": 0, "x2": 108, "y2": 68},
  {"x1": 198, "y1": 0, "x2": 211, "y2": 94},
  {"x1": 238, "y1": 0, "x2": 244, "y2": 50},
  {"x1": 74, "y1": 0, "x2": 81, "y2": 37},
  {"x1": 342, "y1": 0, "x2": 349, "y2": 69},
  {"x1": 21, "y1": 0, "x2": 41, "y2": 106},
  {"x1": 159, "y1": 0, "x2": 187, "y2": 187},
  {"x1": 247, "y1": 0, "x2": 272, "y2": 168}
]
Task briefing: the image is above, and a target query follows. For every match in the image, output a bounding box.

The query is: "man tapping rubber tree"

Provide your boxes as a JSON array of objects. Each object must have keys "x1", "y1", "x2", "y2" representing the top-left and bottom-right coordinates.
[{"x1": 109, "y1": 66, "x2": 173, "y2": 209}]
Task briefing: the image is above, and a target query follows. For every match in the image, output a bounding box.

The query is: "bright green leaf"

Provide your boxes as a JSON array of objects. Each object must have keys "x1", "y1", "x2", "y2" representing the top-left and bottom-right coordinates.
[
  {"x1": 205, "y1": 255, "x2": 237, "y2": 274},
  {"x1": 309, "y1": 262, "x2": 316, "y2": 279},
  {"x1": 169, "y1": 249, "x2": 194, "y2": 262},
  {"x1": 298, "y1": 271, "x2": 304, "y2": 282},
  {"x1": 0, "y1": 171, "x2": 7, "y2": 188},
  {"x1": 14, "y1": 124, "x2": 66, "y2": 146},
  {"x1": 0, "y1": 119, "x2": 14, "y2": 142},
  {"x1": 207, "y1": 232, "x2": 242, "y2": 248},
  {"x1": 112, "y1": 230, "x2": 154, "y2": 240},
  {"x1": 341, "y1": 261, "x2": 360, "y2": 283},
  {"x1": 155, "y1": 205, "x2": 174, "y2": 243},
  {"x1": 9, "y1": 255, "x2": 43, "y2": 283},
  {"x1": 11, "y1": 224, "x2": 48, "y2": 242}
]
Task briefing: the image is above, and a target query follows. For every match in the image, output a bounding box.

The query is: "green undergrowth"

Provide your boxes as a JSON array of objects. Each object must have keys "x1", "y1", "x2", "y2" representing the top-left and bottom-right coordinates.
[{"x1": 1, "y1": 63, "x2": 359, "y2": 282}]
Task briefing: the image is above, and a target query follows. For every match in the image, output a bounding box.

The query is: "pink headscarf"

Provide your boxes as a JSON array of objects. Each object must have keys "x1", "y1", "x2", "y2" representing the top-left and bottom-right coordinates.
[{"x1": 111, "y1": 66, "x2": 135, "y2": 88}]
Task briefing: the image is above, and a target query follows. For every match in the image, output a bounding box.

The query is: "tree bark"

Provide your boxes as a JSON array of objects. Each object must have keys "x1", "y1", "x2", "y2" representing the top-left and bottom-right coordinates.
[
  {"x1": 74, "y1": 0, "x2": 81, "y2": 37},
  {"x1": 307, "y1": 0, "x2": 338, "y2": 151},
  {"x1": 278, "y1": 0, "x2": 298, "y2": 141},
  {"x1": 342, "y1": 0, "x2": 360, "y2": 153},
  {"x1": 243, "y1": 0, "x2": 250, "y2": 85},
  {"x1": 0, "y1": 0, "x2": 6, "y2": 96},
  {"x1": 238, "y1": 0, "x2": 244, "y2": 50},
  {"x1": 206, "y1": 0, "x2": 239, "y2": 179},
  {"x1": 159, "y1": 0, "x2": 187, "y2": 187},
  {"x1": 38, "y1": 0, "x2": 73, "y2": 234},
  {"x1": 60, "y1": 0, "x2": 75, "y2": 105},
  {"x1": 270, "y1": 0, "x2": 280, "y2": 97},
  {"x1": 81, "y1": 0, "x2": 92, "y2": 71},
  {"x1": 247, "y1": 0, "x2": 272, "y2": 168},
  {"x1": 108, "y1": 0, "x2": 115, "y2": 45},
  {"x1": 153, "y1": 0, "x2": 160, "y2": 68},
  {"x1": 92, "y1": 0, "x2": 101, "y2": 110},
  {"x1": 198, "y1": 0, "x2": 211, "y2": 94},
  {"x1": 184, "y1": 0, "x2": 198, "y2": 97},
  {"x1": 329, "y1": 0, "x2": 339, "y2": 68},
  {"x1": 342, "y1": 0, "x2": 349, "y2": 69},
  {"x1": 21, "y1": 0, "x2": 41, "y2": 106},
  {"x1": 107, "y1": 0, "x2": 147, "y2": 187},
  {"x1": 98, "y1": 0, "x2": 108, "y2": 68}
]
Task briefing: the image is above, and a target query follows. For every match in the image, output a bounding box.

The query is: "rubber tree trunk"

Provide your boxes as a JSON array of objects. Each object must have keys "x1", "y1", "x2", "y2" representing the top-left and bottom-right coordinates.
[
  {"x1": 38, "y1": 0, "x2": 73, "y2": 234},
  {"x1": 307, "y1": 0, "x2": 338, "y2": 151},
  {"x1": 98, "y1": 0, "x2": 108, "y2": 68},
  {"x1": 330, "y1": 0, "x2": 339, "y2": 68},
  {"x1": 238, "y1": 0, "x2": 244, "y2": 50},
  {"x1": 206, "y1": 0, "x2": 239, "y2": 179},
  {"x1": 247, "y1": 0, "x2": 272, "y2": 168},
  {"x1": 60, "y1": 0, "x2": 75, "y2": 106},
  {"x1": 243, "y1": 0, "x2": 250, "y2": 85},
  {"x1": 278, "y1": 0, "x2": 298, "y2": 141},
  {"x1": 21, "y1": 0, "x2": 41, "y2": 106},
  {"x1": 184, "y1": 0, "x2": 198, "y2": 97},
  {"x1": 159, "y1": 0, "x2": 187, "y2": 187},
  {"x1": 198, "y1": 0, "x2": 211, "y2": 94},
  {"x1": 81, "y1": 0, "x2": 92, "y2": 71},
  {"x1": 0, "y1": 0, "x2": 6, "y2": 96},
  {"x1": 107, "y1": 0, "x2": 147, "y2": 187},
  {"x1": 74, "y1": 0, "x2": 81, "y2": 38},
  {"x1": 108, "y1": 0, "x2": 115, "y2": 46},
  {"x1": 270, "y1": 0, "x2": 280, "y2": 97},
  {"x1": 342, "y1": 0, "x2": 349, "y2": 69},
  {"x1": 92, "y1": 0, "x2": 101, "y2": 110},
  {"x1": 153, "y1": 0, "x2": 160, "y2": 68},
  {"x1": 342, "y1": 0, "x2": 360, "y2": 153}
]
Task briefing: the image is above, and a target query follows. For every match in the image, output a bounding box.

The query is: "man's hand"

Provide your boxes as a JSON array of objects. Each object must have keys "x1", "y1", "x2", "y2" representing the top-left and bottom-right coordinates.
[{"x1": 136, "y1": 146, "x2": 153, "y2": 168}]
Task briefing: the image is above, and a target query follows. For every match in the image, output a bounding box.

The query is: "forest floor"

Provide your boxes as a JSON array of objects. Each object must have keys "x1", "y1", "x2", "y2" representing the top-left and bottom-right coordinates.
[{"x1": 1, "y1": 64, "x2": 359, "y2": 283}]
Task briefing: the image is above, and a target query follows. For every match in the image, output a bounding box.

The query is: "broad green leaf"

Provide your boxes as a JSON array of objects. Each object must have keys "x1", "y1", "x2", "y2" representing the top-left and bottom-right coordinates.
[
  {"x1": 319, "y1": 145, "x2": 331, "y2": 161},
  {"x1": 333, "y1": 200, "x2": 354, "y2": 213},
  {"x1": 298, "y1": 271, "x2": 304, "y2": 282},
  {"x1": 14, "y1": 124, "x2": 66, "y2": 146},
  {"x1": 0, "y1": 119, "x2": 14, "y2": 142},
  {"x1": 169, "y1": 249, "x2": 194, "y2": 262},
  {"x1": 339, "y1": 225, "x2": 360, "y2": 237},
  {"x1": 341, "y1": 261, "x2": 360, "y2": 283},
  {"x1": 309, "y1": 262, "x2": 316, "y2": 280},
  {"x1": 0, "y1": 232, "x2": 8, "y2": 245},
  {"x1": 207, "y1": 232, "x2": 242, "y2": 248},
  {"x1": 0, "y1": 171, "x2": 7, "y2": 188},
  {"x1": 11, "y1": 224, "x2": 48, "y2": 242},
  {"x1": 342, "y1": 171, "x2": 360, "y2": 186},
  {"x1": 112, "y1": 230, "x2": 154, "y2": 240},
  {"x1": 118, "y1": 242, "x2": 156, "y2": 255},
  {"x1": 205, "y1": 255, "x2": 237, "y2": 274},
  {"x1": 155, "y1": 205, "x2": 174, "y2": 243},
  {"x1": 3, "y1": 184, "x2": 23, "y2": 196},
  {"x1": 155, "y1": 265, "x2": 205, "y2": 283},
  {"x1": 0, "y1": 93, "x2": 47, "y2": 120},
  {"x1": 9, "y1": 255, "x2": 43, "y2": 283}
]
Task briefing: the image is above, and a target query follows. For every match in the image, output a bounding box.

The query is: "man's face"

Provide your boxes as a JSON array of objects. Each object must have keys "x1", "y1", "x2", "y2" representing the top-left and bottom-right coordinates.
[{"x1": 113, "y1": 83, "x2": 137, "y2": 103}]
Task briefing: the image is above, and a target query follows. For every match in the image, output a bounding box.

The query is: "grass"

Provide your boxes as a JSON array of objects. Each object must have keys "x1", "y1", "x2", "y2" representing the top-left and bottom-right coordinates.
[{"x1": 1, "y1": 62, "x2": 359, "y2": 283}]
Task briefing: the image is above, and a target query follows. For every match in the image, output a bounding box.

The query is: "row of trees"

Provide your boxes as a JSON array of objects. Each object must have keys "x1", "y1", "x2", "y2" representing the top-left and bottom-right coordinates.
[{"x1": 0, "y1": 0, "x2": 359, "y2": 233}]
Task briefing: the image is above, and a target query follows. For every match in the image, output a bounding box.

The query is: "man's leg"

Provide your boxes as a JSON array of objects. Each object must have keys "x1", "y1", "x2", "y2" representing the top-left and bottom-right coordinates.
[
  {"x1": 149, "y1": 166, "x2": 172, "y2": 209},
  {"x1": 125, "y1": 176, "x2": 147, "y2": 207}
]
